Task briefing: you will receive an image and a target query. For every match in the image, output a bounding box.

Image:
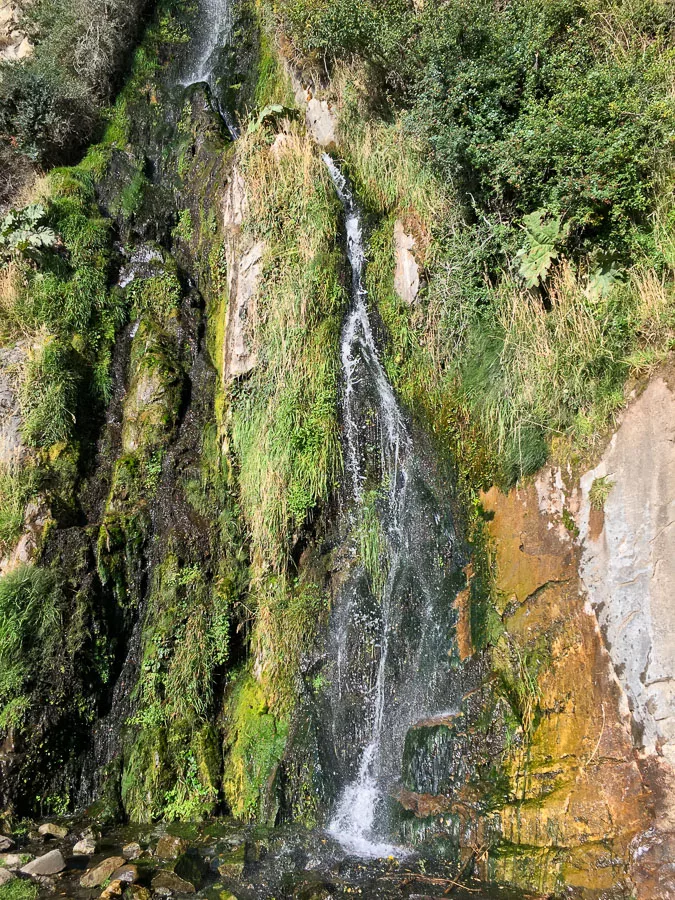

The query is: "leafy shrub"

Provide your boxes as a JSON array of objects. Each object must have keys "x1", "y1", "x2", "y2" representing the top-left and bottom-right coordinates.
[{"x1": 0, "y1": 204, "x2": 57, "y2": 263}]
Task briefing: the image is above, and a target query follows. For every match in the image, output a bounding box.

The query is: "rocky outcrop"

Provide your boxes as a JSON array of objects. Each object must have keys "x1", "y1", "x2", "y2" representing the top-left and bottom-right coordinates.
[
  {"x1": 393, "y1": 220, "x2": 419, "y2": 305},
  {"x1": 221, "y1": 167, "x2": 263, "y2": 380},
  {"x1": 0, "y1": 0, "x2": 32, "y2": 62},
  {"x1": 578, "y1": 375, "x2": 675, "y2": 898}
]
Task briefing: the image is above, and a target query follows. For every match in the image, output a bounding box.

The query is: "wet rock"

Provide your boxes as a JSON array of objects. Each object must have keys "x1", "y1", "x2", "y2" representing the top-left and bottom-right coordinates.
[
  {"x1": 73, "y1": 836, "x2": 97, "y2": 855},
  {"x1": 38, "y1": 823, "x2": 69, "y2": 839},
  {"x1": 174, "y1": 852, "x2": 208, "y2": 889},
  {"x1": 122, "y1": 841, "x2": 142, "y2": 860},
  {"x1": 100, "y1": 880, "x2": 124, "y2": 899},
  {"x1": 151, "y1": 870, "x2": 196, "y2": 893},
  {"x1": 0, "y1": 868, "x2": 16, "y2": 886},
  {"x1": 0, "y1": 853, "x2": 23, "y2": 868},
  {"x1": 126, "y1": 887, "x2": 151, "y2": 900},
  {"x1": 21, "y1": 849, "x2": 66, "y2": 876},
  {"x1": 216, "y1": 842, "x2": 246, "y2": 878},
  {"x1": 155, "y1": 834, "x2": 189, "y2": 860},
  {"x1": 0, "y1": 836, "x2": 14, "y2": 851},
  {"x1": 80, "y1": 855, "x2": 126, "y2": 887}
]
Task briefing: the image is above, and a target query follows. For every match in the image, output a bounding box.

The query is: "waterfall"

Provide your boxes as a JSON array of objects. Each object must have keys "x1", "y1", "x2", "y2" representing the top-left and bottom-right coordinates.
[
  {"x1": 322, "y1": 156, "x2": 464, "y2": 858},
  {"x1": 179, "y1": 0, "x2": 239, "y2": 138}
]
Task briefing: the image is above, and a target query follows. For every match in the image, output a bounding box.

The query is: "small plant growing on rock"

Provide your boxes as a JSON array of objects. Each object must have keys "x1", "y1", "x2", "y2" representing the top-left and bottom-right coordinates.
[{"x1": 589, "y1": 475, "x2": 614, "y2": 511}]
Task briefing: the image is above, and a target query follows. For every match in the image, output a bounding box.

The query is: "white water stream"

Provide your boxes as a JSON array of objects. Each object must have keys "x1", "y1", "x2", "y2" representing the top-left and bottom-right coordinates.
[
  {"x1": 179, "y1": 0, "x2": 239, "y2": 137},
  {"x1": 323, "y1": 155, "x2": 410, "y2": 858}
]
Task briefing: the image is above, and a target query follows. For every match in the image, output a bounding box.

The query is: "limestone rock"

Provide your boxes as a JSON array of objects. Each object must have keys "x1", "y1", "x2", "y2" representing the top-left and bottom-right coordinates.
[
  {"x1": 221, "y1": 167, "x2": 263, "y2": 382},
  {"x1": 151, "y1": 870, "x2": 196, "y2": 893},
  {"x1": 80, "y1": 856, "x2": 126, "y2": 887},
  {"x1": 0, "y1": 868, "x2": 16, "y2": 886},
  {"x1": 304, "y1": 98, "x2": 337, "y2": 148},
  {"x1": 21, "y1": 849, "x2": 66, "y2": 876},
  {"x1": 393, "y1": 220, "x2": 420, "y2": 305},
  {"x1": 0, "y1": 1, "x2": 32, "y2": 62},
  {"x1": 155, "y1": 834, "x2": 189, "y2": 860},
  {"x1": 73, "y1": 836, "x2": 97, "y2": 855},
  {"x1": 38, "y1": 822, "x2": 68, "y2": 839},
  {"x1": 579, "y1": 377, "x2": 675, "y2": 765},
  {"x1": 122, "y1": 841, "x2": 142, "y2": 860},
  {"x1": 0, "y1": 835, "x2": 14, "y2": 852}
]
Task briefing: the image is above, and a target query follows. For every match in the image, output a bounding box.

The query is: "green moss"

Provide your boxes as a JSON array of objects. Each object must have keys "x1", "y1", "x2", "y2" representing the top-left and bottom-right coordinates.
[{"x1": 222, "y1": 669, "x2": 289, "y2": 822}]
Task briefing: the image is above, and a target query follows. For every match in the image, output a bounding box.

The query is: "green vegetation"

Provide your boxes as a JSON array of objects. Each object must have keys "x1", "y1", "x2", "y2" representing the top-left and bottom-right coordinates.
[
  {"x1": 0, "y1": 564, "x2": 62, "y2": 725},
  {"x1": 589, "y1": 475, "x2": 614, "y2": 510},
  {"x1": 0, "y1": 879, "x2": 39, "y2": 900}
]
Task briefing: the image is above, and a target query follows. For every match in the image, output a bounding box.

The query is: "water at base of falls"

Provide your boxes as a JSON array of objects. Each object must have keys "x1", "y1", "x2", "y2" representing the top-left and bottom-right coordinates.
[{"x1": 322, "y1": 155, "x2": 463, "y2": 860}]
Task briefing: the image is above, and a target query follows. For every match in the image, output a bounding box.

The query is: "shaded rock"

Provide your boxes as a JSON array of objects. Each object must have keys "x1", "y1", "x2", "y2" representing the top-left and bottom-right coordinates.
[
  {"x1": 216, "y1": 842, "x2": 246, "y2": 878},
  {"x1": 393, "y1": 220, "x2": 420, "y2": 305},
  {"x1": 126, "y1": 887, "x2": 151, "y2": 900},
  {"x1": 21, "y1": 849, "x2": 66, "y2": 876},
  {"x1": 38, "y1": 823, "x2": 68, "y2": 840},
  {"x1": 73, "y1": 836, "x2": 97, "y2": 855},
  {"x1": 155, "y1": 834, "x2": 189, "y2": 860},
  {"x1": 0, "y1": 853, "x2": 23, "y2": 868},
  {"x1": 111, "y1": 863, "x2": 138, "y2": 883},
  {"x1": 174, "y1": 852, "x2": 208, "y2": 889},
  {"x1": 0, "y1": 836, "x2": 14, "y2": 852},
  {"x1": 0, "y1": 868, "x2": 16, "y2": 886},
  {"x1": 80, "y1": 856, "x2": 126, "y2": 887},
  {"x1": 122, "y1": 841, "x2": 142, "y2": 860},
  {"x1": 151, "y1": 870, "x2": 196, "y2": 893}
]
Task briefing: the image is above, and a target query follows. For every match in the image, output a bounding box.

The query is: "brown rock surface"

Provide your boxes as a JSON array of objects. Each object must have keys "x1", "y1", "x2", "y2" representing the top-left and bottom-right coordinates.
[{"x1": 80, "y1": 856, "x2": 126, "y2": 888}]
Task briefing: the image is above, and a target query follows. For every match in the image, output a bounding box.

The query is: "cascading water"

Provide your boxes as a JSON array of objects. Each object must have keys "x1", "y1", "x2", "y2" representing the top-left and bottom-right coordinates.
[
  {"x1": 323, "y1": 156, "x2": 468, "y2": 858},
  {"x1": 179, "y1": 0, "x2": 239, "y2": 138}
]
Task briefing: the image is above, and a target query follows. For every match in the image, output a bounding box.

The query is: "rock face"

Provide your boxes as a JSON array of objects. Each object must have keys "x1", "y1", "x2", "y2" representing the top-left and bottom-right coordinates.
[
  {"x1": 578, "y1": 375, "x2": 675, "y2": 898},
  {"x1": 393, "y1": 220, "x2": 419, "y2": 305},
  {"x1": 221, "y1": 168, "x2": 263, "y2": 381},
  {"x1": 0, "y1": 1, "x2": 32, "y2": 62}
]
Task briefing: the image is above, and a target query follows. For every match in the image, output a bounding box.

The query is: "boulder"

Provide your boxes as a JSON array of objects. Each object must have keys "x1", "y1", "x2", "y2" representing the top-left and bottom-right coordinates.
[
  {"x1": 126, "y1": 887, "x2": 151, "y2": 900},
  {"x1": 38, "y1": 823, "x2": 68, "y2": 839},
  {"x1": 155, "y1": 834, "x2": 189, "y2": 860},
  {"x1": 393, "y1": 220, "x2": 420, "y2": 306},
  {"x1": 20, "y1": 849, "x2": 66, "y2": 876},
  {"x1": 216, "y1": 842, "x2": 246, "y2": 878},
  {"x1": 122, "y1": 841, "x2": 142, "y2": 860},
  {"x1": 73, "y1": 836, "x2": 97, "y2": 855},
  {"x1": 0, "y1": 836, "x2": 14, "y2": 852},
  {"x1": 0, "y1": 868, "x2": 16, "y2": 886},
  {"x1": 110, "y1": 863, "x2": 138, "y2": 883},
  {"x1": 151, "y1": 870, "x2": 196, "y2": 893},
  {"x1": 80, "y1": 855, "x2": 126, "y2": 887},
  {"x1": 0, "y1": 853, "x2": 23, "y2": 868}
]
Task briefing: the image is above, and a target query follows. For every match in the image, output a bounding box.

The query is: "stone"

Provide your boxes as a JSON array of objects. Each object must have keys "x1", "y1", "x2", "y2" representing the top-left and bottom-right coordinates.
[
  {"x1": 73, "y1": 836, "x2": 97, "y2": 855},
  {"x1": 110, "y1": 863, "x2": 138, "y2": 883},
  {"x1": 20, "y1": 849, "x2": 66, "y2": 876},
  {"x1": 151, "y1": 870, "x2": 196, "y2": 893},
  {"x1": 0, "y1": 868, "x2": 16, "y2": 886},
  {"x1": 393, "y1": 219, "x2": 420, "y2": 305},
  {"x1": 0, "y1": 853, "x2": 23, "y2": 868},
  {"x1": 126, "y1": 888, "x2": 151, "y2": 900},
  {"x1": 122, "y1": 841, "x2": 142, "y2": 860},
  {"x1": 174, "y1": 852, "x2": 208, "y2": 889},
  {"x1": 216, "y1": 842, "x2": 246, "y2": 879},
  {"x1": 80, "y1": 856, "x2": 126, "y2": 887},
  {"x1": 155, "y1": 833, "x2": 189, "y2": 860},
  {"x1": 0, "y1": 836, "x2": 14, "y2": 851},
  {"x1": 100, "y1": 880, "x2": 124, "y2": 899},
  {"x1": 304, "y1": 98, "x2": 338, "y2": 148},
  {"x1": 38, "y1": 822, "x2": 68, "y2": 839}
]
